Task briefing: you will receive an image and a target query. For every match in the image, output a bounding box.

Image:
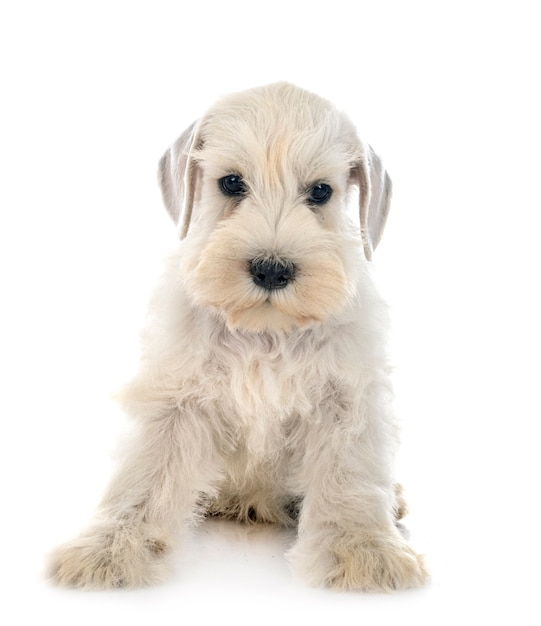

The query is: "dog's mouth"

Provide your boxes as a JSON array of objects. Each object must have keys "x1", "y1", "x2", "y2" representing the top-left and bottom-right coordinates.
[
  {"x1": 191, "y1": 235, "x2": 350, "y2": 334},
  {"x1": 225, "y1": 275, "x2": 334, "y2": 333},
  {"x1": 228, "y1": 300, "x2": 318, "y2": 333}
]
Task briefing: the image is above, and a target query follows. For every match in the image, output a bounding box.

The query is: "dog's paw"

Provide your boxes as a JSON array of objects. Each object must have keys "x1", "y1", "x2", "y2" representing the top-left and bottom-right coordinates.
[
  {"x1": 289, "y1": 530, "x2": 428, "y2": 592},
  {"x1": 47, "y1": 524, "x2": 171, "y2": 590}
]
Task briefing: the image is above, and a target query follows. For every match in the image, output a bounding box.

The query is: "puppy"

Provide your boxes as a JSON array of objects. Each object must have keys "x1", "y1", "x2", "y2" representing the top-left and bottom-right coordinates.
[{"x1": 48, "y1": 82, "x2": 428, "y2": 591}]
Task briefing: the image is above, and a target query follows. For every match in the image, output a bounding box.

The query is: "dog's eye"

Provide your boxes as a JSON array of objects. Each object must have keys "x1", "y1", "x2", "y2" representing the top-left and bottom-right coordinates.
[
  {"x1": 219, "y1": 175, "x2": 246, "y2": 197},
  {"x1": 308, "y1": 183, "x2": 333, "y2": 204}
]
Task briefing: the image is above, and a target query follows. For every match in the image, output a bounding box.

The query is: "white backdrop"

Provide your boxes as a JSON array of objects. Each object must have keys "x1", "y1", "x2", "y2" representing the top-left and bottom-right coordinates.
[{"x1": 1, "y1": 1, "x2": 540, "y2": 624}]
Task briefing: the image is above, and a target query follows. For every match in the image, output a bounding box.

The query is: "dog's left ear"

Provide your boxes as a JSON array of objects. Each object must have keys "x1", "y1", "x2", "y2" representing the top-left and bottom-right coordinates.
[
  {"x1": 354, "y1": 145, "x2": 392, "y2": 261},
  {"x1": 158, "y1": 121, "x2": 200, "y2": 239}
]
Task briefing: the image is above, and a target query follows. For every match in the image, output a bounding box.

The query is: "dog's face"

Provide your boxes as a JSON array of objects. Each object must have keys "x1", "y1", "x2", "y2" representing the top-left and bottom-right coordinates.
[{"x1": 159, "y1": 83, "x2": 391, "y2": 333}]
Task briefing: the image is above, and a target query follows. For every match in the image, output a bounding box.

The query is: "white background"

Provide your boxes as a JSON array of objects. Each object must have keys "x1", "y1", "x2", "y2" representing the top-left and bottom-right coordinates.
[{"x1": 1, "y1": 1, "x2": 540, "y2": 624}]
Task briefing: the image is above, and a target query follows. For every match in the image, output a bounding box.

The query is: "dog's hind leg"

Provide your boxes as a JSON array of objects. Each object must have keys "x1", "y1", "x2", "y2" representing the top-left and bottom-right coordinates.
[
  {"x1": 207, "y1": 490, "x2": 301, "y2": 527},
  {"x1": 47, "y1": 400, "x2": 223, "y2": 589},
  {"x1": 393, "y1": 483, "x2": 408, "y2": 521}
]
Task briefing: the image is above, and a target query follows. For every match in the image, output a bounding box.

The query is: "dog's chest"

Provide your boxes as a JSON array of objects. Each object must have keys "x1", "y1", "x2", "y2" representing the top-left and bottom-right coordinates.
[
  {"x1": 228, "y1": 350, "x2": 314, "y2": 420},
  {"x1": 216, "y1": 349, "x2": 314, "y2": 459}
]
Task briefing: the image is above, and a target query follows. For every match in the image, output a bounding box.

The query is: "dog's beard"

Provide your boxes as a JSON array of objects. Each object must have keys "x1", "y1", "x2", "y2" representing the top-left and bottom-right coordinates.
[{"x1": 186, "y1": 227, "x2": 350, "y2": 333}]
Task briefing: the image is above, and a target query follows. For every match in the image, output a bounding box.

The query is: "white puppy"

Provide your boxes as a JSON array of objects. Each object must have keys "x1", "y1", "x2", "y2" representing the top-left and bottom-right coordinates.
[{"x1": 48, "y1": 82, "x2": 428, "y2": 591}]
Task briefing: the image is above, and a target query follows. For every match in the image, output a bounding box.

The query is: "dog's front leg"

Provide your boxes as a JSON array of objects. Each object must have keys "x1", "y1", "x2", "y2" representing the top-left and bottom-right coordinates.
[
  {"x1": 48, "y1": 401, "x2": 221, "y2": 589},
  {"x1": 289, "y1": 382, "x2": 428, "y2": 591}
]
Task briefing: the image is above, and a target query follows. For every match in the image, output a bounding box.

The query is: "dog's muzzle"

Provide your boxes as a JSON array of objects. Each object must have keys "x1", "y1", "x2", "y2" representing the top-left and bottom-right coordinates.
[{"x1": 249, "y1": 257, "x2": 295, "y2": 290}]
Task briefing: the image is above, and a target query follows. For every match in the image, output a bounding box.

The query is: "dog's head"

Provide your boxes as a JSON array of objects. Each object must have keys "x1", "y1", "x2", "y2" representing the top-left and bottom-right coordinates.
[{"x1": 159, "y1": 83, "x2": 391, "y2": 333}]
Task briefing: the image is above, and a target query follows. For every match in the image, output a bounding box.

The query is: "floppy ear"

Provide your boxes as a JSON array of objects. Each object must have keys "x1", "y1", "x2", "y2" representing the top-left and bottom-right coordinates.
[
  {"x1": 355, "y1": 145, "x2": 392, "y2": 261},
  {"x1": 158, "y1": 121, "x2": 200, "y2": 239}
]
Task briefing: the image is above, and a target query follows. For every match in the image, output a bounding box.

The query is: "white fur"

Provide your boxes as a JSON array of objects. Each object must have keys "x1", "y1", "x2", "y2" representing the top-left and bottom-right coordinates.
[{"x1": 48, "y1": 82, "x2": 427, "y2": 591}]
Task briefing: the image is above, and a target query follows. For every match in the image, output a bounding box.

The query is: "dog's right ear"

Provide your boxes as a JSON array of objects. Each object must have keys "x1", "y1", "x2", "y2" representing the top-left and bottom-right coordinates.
[{"x1": 158, "y1": 121, "x2": 200, "y2": 239}]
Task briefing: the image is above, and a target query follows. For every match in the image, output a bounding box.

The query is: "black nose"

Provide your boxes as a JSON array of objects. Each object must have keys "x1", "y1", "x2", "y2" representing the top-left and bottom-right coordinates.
[{"x1": 249, "y1": 258, "x2": 295, "y2": 290}]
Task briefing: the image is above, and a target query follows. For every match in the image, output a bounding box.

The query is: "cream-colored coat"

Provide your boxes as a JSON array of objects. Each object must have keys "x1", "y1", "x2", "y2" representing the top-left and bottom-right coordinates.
[{"x1": 48, "y1": 83, "x2": 427, "y2": 591}]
